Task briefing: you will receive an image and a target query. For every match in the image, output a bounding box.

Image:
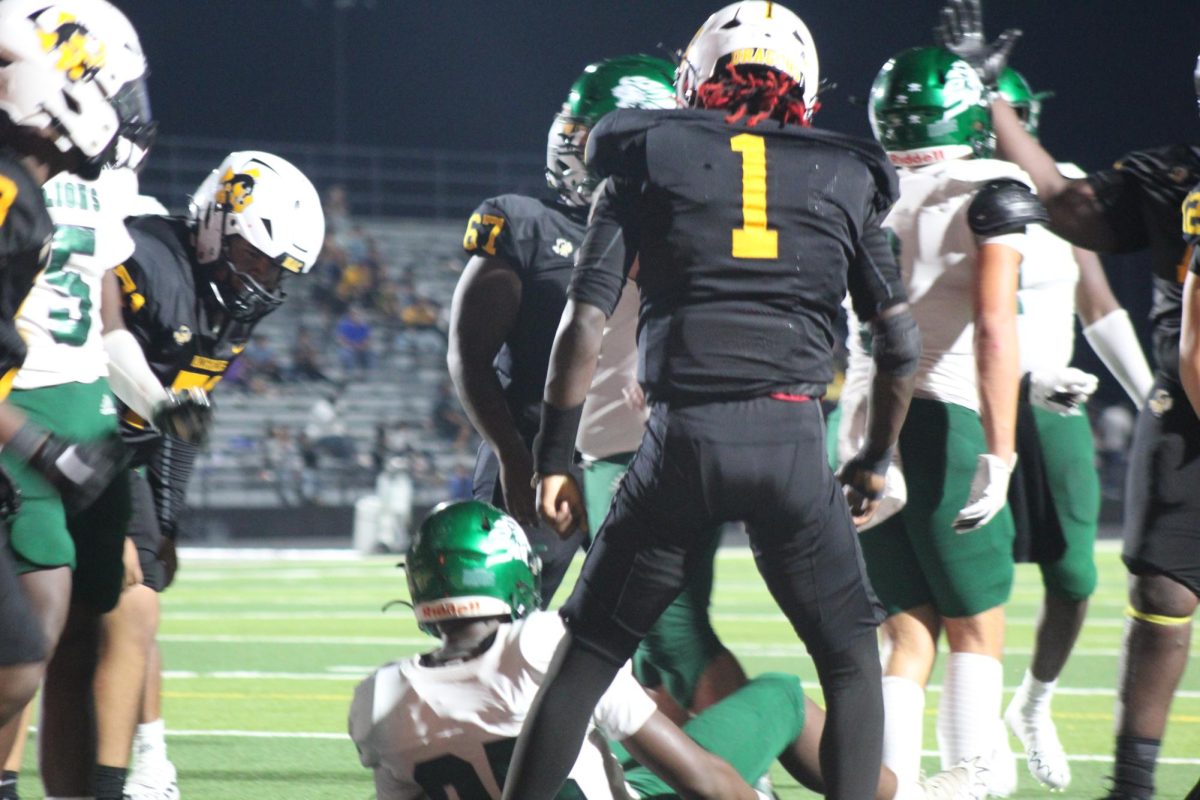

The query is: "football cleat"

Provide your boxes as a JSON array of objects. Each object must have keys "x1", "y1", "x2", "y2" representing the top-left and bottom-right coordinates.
[
  {"x1": 546, "y1": 54, "x2": 676, "y2": 207},
  {"x1": 404, "y1": 500, "x2": 541, "y2": 636},
  {"x1": 190, "y1": 151, "x2": 324, "y2": 322},
  {"x1": 1005, "y1": 692, "x2": 1071, "y2": 790},
  {"x1": 123, "y1": 755, "x2": 179, "y2": 800},
  {"x1": 869, "y1": 46, "x2": 993, "y2": 166},
  {"x1": 916, "y1": 756, "x2": 989, "y2": 800}
]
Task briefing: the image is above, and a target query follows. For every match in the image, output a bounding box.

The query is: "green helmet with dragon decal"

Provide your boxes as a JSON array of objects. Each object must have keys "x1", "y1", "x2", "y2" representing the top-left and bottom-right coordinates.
[
  {"x1": 404, "y1": 500, "x2": 541, "y2": 636},
  {"x1": 546, "y1": 54, "x2": 676, "y2": 207},
  {"x1": 996, "y1": 67, "x2": 1052, "y2": 137},
  {"x1": 869, "y1": 46, "x2": 993, "y2": 167}
]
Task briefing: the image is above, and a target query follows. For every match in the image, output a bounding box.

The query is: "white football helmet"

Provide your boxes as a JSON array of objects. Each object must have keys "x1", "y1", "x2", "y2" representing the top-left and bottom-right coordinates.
[
  {"x1": 0, "y1": 0, "x2": 152, "y2": 178},
  {"x1": 676, "y1": 0, "x2": 820, "y2": 123},
  {"x1": 189, "y1": 151, "x2": 325, "y2": 322}
]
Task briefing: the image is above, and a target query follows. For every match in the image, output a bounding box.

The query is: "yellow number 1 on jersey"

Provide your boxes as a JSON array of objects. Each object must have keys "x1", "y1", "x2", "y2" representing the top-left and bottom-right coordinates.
[{"x1": 730, "y1": 133, "x2": 778, "y2": 260}]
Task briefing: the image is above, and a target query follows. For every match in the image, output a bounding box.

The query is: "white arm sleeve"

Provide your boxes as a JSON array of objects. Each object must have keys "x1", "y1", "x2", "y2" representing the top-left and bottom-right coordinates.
[
  {"x1": 103, "y1": 328, "x2": 168, "y2": 420},
  {"x1": 1083, "y1": 308, "x2": 1155, "y2": 408}
]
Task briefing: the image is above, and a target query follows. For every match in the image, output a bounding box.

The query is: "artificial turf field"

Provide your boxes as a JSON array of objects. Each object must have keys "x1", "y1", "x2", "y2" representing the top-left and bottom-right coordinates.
[{"x1": 14, "y1": 540, "x2": 1200, "y2": 799}]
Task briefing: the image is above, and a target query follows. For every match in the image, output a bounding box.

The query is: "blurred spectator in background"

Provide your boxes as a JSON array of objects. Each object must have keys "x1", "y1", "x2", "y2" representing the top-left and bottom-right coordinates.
[
  {"x1": 1096, "y1": 403, "x2": 1135, "y2": 499},
  {"x1": 325, "y1": 184, "x2": 351, "y2": 240},
  {"x1": 432, "y1": 379, "x2": 473, "y2": 449},
  {"x1": 311, "y1": 232, "x2": 348, "y2": 317},
  {"x1": 335, "y1": 305, "x2": 374, "y2": 374},
  {"x1": 262, "y1": 425, "x2": 307, "y2": 505},
  {"x1": 446, "y1": 463, "x2": 473, "y2": 501},
  {"x1": 289, "y1": 328, "x2": 332, "y2": 383},
  {"x1": 241, "y1": 333, "x2": 286, "y2": 383}
]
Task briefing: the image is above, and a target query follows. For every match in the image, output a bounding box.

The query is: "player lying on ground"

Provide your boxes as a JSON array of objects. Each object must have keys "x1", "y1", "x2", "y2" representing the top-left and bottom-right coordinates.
[{"x1": 349, "y1": 501, "x2": 986, "y2": 800}]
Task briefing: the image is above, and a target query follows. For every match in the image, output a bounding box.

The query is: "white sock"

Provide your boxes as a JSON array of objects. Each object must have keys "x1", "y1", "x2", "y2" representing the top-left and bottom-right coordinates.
[
  {"x1": 1014, "y1": 669, "x2": 1056, "y2": 719},
  {"x1": 133, "y1": 718, "x2": 168, "y2": 765},
  {"x1": 882, "y1": 675, "x2": 926, "y2": 800},
  {"x1": 936, "y1": 652, "x2": 1003, "y2": 769}
]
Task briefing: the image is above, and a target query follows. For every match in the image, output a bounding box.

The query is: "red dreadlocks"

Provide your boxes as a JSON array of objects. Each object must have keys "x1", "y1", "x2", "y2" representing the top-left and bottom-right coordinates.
[{"x1": 696, "y1": 62, "x2": 818, "y2": 127}]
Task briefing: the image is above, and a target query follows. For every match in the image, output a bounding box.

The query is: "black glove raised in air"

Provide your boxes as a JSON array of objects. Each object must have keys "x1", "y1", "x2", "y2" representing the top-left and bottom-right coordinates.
[{"x1": 934, "y1": 0, "x2": 1021, "y2": 89}]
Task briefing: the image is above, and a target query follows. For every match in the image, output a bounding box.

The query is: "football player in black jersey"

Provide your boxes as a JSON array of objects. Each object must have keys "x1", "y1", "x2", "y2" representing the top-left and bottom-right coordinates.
[
  {"x1": 449, "y1": 55, "x2": 677, "y2": 605},
  {"x1": 89, "y1": 151, "x2": 324, "y2": 800},
  {"x1": 0, "y1": 0, "x2": 153, "y2": 748},
  {"x1": 938, "y1": 1, "x2": 1200, "y2": 797},
  {"x1": 503, "y1": 4, "x2": 922, "y2": 799}
]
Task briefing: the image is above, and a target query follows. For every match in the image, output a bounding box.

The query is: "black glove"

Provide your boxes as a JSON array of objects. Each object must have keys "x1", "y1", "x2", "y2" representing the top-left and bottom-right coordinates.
[
  {"x1": 934, "y1": 0, "x2": 1021, "y2": 89},
  {"x1": 152, "y1": 387, "x2": 213, "y2": 445},
  {"x1": 7, "y1": 424, "x2": 129, "y2": 513}
]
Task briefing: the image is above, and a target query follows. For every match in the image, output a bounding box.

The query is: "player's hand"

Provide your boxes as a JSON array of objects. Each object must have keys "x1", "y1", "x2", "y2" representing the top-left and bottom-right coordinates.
[
  {"x1": 934, "y1": 0, "x2": 1021, "y2": 88},
  {"x1": 535, "y1": 473, "x2": 588, "y2": 539},
  {"x1": 837, "y1": 457, "x2": 887, "y2": 528},
  {"x1": 498, "y1": 446, "x2": 537, "y2": 526},
  {"x1": 152, "y1": 387, "x2": 213, "y2": 445},
  {"x1": 10, "y1": 426, "x2": 129, "y2": 514},
  {"x1": 122, "y1": 536, "x2": 143, "y2": 590},
  {"x1": 952, "y1": 453, "x2": 1015, "y2": 532},
  {"x1": 1028, "y1": 367, "x2": 1099, "y2": 415}
]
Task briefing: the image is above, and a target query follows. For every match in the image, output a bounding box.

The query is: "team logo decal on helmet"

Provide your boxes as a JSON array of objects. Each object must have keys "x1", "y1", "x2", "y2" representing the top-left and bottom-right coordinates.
[
  {"x1": 215, "y1": 167, "x2": 259, "y2": 214},
  {"x1": 34, "y1": 10, "x2": 105, "y2": 82}
]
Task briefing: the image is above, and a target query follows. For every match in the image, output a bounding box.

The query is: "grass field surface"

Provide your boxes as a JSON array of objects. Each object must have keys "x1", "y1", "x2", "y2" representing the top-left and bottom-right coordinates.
[{"x1": 14, "y1": 540, "x2": 1200, "y2": 799}]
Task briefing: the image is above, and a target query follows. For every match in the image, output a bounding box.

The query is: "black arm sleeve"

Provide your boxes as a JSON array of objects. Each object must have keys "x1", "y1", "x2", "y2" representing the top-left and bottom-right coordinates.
[
  {"x1": 847, "y1": 220, "x2": 908, "y2": 323},
  {"x1": 566, "y1": 177, "x2": 640, "y2": 317},
  {"x1": 147, "y1": 436, "x2": 200, "y2": 540},
  {"x1": 967, "y1": 179, "x2": 1050, "y2": 236}
]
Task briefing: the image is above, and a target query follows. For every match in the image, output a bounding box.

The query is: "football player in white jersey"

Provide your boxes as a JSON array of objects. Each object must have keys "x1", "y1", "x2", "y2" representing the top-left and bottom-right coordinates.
[
  {"x1": 992, "y1": 68, "x2": 1154, "y2": 792},
  {"x1": 350, "y1": 501, "x2": 985, "y2": 800},
  {"x1": 860, "y1": 46, "x2": 1048, "y2": 797}
]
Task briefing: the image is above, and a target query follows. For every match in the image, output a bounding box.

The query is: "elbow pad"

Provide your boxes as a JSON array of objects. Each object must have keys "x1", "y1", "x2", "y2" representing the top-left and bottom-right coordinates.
[{"x1": 872, "y1": 311, "x2": 922, "y2": 377}]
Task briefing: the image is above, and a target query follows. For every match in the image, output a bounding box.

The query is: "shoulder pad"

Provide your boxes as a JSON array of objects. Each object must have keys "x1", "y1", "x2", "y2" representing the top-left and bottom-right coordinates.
[
  {"x1": 585, "y1": 109, "x2": 656, "y2": 180},
  {"x1": 0, "y1": 157, "x2": 54, "y2": 261},
  {"x1": 968, "y1": 179, "x2": 1049, "y2": 236},
  {"x1": 463, "y1": 194, "x2": 541, "y2": 263}
]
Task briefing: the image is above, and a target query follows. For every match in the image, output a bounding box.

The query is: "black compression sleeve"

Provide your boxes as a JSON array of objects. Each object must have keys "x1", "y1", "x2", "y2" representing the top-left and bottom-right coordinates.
[
  {"x1": 848, "y1": 221, "x2": 907, "y2": 321},
  {"x1": 147, "y1": 436, "x2": 199, "y2": 540},
  {"x1": 533, "y1": 403, "x2": 583, "y2": 476},
  {"x1": 567, "y1": 177, "x2": 639, "y2": 316}
]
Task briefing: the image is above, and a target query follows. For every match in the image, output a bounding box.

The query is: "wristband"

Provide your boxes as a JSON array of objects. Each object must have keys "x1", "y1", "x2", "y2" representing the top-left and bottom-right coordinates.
[
  {"x1": 5, "y1": 423, "x2": 50, "y2": 463},
  {"x1": 848, "y1": 445, "x2": 894, "y2": 479},
  {"x1": 533, "y1": 402, "x2": 584, "y2": 476}
]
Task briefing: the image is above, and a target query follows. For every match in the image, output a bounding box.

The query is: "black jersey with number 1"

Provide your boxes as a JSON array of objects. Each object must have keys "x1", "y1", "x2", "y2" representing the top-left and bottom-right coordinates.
[{"x1": 569, "y1": 108, "x2": 906, "y2": 403}]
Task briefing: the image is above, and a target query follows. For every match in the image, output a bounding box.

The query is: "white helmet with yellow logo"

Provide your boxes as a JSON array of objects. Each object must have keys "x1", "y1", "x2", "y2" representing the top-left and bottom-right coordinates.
[
  {"x1": 190, "y1": 151, "x2": 325, "y2": 322},
  {"x1": 676, "y1": 0, "x2": 819, "y2": 122},
  {"x1": 0, "y1": 0, "x2": 152, "y2": 179}
]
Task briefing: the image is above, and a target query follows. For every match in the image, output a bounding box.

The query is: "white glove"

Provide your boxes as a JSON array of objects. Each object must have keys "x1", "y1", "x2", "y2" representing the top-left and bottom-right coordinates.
[
  {"x1": 1028, "y1": 367, "x2": 1099, "y2": 415},
  {"x1": 953, "y1": 453, "x2": 1015, "y2": 533}
]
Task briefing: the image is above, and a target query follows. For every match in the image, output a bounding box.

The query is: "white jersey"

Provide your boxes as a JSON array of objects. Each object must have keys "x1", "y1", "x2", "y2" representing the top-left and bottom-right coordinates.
[
  {"x1": 16, "y1": 172, "x2": 134, "y2": 389},
  {"x1": 578, "y1": 279, "x2": 647, "y2": 460},
  {"x1": 1016, "y1": 164, "x2": 1087, "y2": 373},
  {"x1": 349, "y1": 611, "x2": 657, "y2": 800},
  {"x1": 884, "y1": 158, "x2": 1034, "y2": 411}
]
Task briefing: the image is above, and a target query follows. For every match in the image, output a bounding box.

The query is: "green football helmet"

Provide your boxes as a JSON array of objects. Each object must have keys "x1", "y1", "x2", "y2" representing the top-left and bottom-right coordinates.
[
  {"x1": 869, "y1": 46, "x2": 993, "y2": 166},
  {"x1": 546, "y1": 54, "x2": 676, "y2": 207},
  {"x1": 405, "y1": 500, "x2": 541, "y2": 636},
  {"x1": 996, "y1": 67, "x2": 1052, "y2": 137}
]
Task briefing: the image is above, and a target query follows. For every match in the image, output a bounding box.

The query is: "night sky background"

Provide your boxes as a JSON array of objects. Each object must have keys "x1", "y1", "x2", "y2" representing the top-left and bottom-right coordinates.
[{"x1": 112, "y1": 0, "x2": 1200, "y2": 403}]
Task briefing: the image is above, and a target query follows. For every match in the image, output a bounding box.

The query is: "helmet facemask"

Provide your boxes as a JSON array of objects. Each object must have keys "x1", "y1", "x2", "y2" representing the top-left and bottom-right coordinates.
[
  {"x1": 545, "y1": 115, "x2": 592, "y2": 208},
  {"x1": 209, "y1": 235, "x2": 287, "y2": 323}
]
